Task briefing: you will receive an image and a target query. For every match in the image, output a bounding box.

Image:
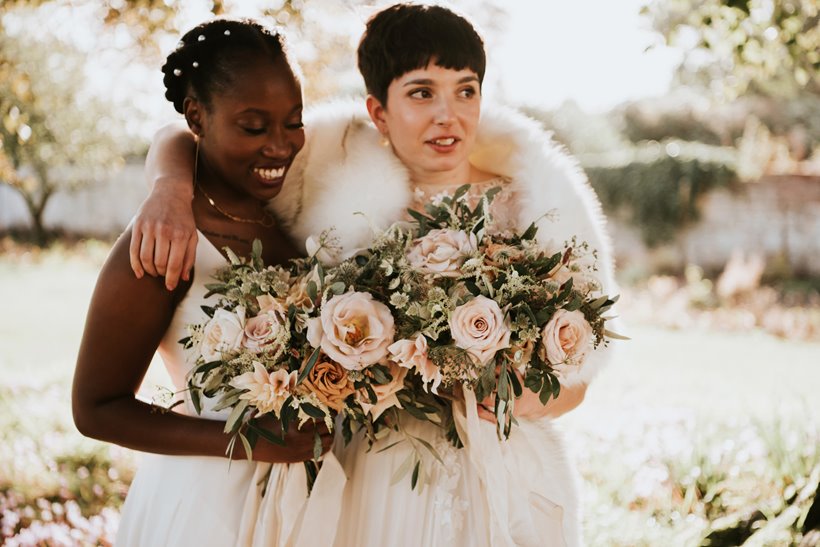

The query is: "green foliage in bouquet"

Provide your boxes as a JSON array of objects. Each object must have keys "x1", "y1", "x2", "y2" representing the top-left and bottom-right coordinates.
[{"x1": 318, "y1": 185, "x2": 619, "y2": 446}]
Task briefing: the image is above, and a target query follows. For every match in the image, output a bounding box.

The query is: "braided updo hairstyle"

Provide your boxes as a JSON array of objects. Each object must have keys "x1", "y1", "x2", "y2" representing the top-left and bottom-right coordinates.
[{"x1": 162, "y1": 18, "x2": 293, "y2": 114}]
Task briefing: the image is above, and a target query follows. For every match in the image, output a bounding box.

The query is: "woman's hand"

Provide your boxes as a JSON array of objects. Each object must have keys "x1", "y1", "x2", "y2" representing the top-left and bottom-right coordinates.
[
  {"x1": 247, "y1": 417, "x2": 334, "y2": 464},
  {"x1": 129, "y1": 122, "x2": 199, "y2": 290},
  {"x1": 476, "y1": 370, "x2": 587, "y2": 423},
  {"x1": 129, "y1": 181, "x2": 197, "y2": 290}
]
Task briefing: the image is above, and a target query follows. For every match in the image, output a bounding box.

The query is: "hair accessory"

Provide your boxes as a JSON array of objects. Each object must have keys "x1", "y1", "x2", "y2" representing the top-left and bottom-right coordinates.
[
  {"x1": 173, "y1": 68, "x2": 182, "y2": 76},
  {"x1": 192, "y1": 61, "x2": 199, "y2": 68},
  {"x1": 224, "y1": 30, "x2": 231, "y2": 36},
  {"x1": 194, "y1": 140, "x2": 276, "y2": 228},
  {"x1": 198, "y1": 34, "x2": 206, "y2": 42}
]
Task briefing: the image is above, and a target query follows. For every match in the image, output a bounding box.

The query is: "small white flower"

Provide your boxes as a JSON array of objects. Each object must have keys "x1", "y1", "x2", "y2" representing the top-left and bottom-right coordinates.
[{"x1": 390, "y1": 292, "x2": 410, "y2": 308}]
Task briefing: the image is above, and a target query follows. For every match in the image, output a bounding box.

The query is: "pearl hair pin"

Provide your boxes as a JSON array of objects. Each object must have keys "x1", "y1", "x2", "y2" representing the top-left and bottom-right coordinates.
[
  {"x1": 198, "y1": 35, "x2": 205, "y2": 41},
  {"x1": 224, "y1": 30, "x2": 231, "y2": 36},
  {"x1": 173, "y1": 68, "x2": 182, "y2": 76},
  {"x1": 192, "y1": 61, "x2": 199, "y2": 68}
]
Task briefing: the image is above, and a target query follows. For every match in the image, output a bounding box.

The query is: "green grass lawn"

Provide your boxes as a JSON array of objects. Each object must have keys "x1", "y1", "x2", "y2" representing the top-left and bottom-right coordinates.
[{"x1": 1, "y1": 241, "x2": 818, "y2": 545}]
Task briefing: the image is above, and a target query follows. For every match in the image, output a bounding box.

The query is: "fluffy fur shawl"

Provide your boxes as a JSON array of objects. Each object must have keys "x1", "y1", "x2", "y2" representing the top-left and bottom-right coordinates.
[{"x1": 270, "y1": 100, "x2": 618, "y2": 386}]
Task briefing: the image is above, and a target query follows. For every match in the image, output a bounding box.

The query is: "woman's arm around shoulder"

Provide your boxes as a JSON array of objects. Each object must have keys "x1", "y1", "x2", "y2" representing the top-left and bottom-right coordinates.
[{"x1": 130, "y1": 122, "x2": 198, "y2": 290}]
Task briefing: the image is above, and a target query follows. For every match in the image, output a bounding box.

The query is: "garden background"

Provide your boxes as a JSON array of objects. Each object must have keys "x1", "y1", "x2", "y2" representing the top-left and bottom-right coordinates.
[{"x1": 1, "y1": 1, "x2": 819, "y2": 545}]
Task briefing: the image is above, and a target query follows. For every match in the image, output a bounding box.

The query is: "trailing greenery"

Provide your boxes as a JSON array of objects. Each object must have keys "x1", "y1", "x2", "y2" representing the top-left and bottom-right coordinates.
[{"x1": 583, "y1": 141, "x2": 738, "y2": 246}]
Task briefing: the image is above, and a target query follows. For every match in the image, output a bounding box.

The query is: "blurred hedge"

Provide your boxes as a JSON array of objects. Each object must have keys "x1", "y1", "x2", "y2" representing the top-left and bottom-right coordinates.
[{"x1": 581, "y1": 142, "x2": 738, "y2": 246}]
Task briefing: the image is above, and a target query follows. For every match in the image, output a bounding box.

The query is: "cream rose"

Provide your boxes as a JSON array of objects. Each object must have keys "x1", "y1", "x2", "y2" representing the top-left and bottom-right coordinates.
[
  {"x1": 359, "y1": 361, "x2": 408, "y2": 420},
  {"x1": 449, "y1": 296, "x2": 511, "y2": 365},
  {"x1": 301, "y1": 357, "x2": 355, "y2": 412},
  {"x1": 306, "y1": 292, "x2": 395, "y2": 371},
  {"x1": 200, "y1": 308, "x2": 245, "y2": 362},
  {"x1": 407, "y1": 229, "x2": 477, "y2": 277},
  {"x1": 230, "y1": 362, "x2": 297, "y2": 416},
  {"x1": 541, "y1": 309, "x2": 593, "y2": 365},
  {"x1": 242, "y1": 312, "x2": 285, "y2": 354},
  {"x1": 388, "y1": 335, "x2": 442, "y2": 393},
  {"x1": 256, "y1": 294, "x2": 287, "y2": 316}
]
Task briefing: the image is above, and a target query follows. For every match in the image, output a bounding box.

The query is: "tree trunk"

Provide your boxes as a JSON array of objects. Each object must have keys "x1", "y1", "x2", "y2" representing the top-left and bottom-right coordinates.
[{"x1": 20, "y1": 186, "x2": 52, "y2": 247}]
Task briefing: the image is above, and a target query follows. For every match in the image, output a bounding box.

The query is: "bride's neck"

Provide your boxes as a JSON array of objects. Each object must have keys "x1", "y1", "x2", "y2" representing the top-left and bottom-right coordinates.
[{"x1": 409, "y1": 163, "x2": 499, "y2": 188}]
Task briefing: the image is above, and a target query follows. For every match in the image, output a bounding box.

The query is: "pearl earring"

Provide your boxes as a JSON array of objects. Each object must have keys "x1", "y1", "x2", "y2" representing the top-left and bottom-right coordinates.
[{"x1": 380, "y1": 134, "x2": 390, "y2": 147}]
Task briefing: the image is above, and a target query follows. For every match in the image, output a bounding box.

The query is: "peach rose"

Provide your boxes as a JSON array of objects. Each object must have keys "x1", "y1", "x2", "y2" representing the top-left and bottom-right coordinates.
[
  {"x1": 200, "y1": 308, "x2": 245, "y2": 362},
  {"x1": 449, "y1": 296, "x2": 511, "y2": 365},
  {"x1": 230, "y1": 362, "x2": 297, "y2": 416},
  {"x1": 541, "y1": 309, "x2": 593, "y2": 365},
  {"x1": 301, "y1": 357, "x2": 355, "y2": 412},
  {"x1": 286, "y1": 268, "x2": 323, "y2": 312},
  {"x1": 359, "y1": 361, "x2": 408, "y2": 420},
  {"x1": 388, "y1": 335, "x2": 442, "y2": 393},
  {"x1": 407, "y1": 229, "x2": 477, "y2": 277},
  {"x1": 306, "y1": 291, "x2": 395, "y2": 371},
  {"x1": 242, "y1": 311, "x2": 285, "y2": 353}
]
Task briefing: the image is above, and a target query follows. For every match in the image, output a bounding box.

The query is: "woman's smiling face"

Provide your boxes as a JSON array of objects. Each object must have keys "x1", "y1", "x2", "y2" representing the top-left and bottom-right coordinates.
[{"x1": 195, "y1": 55, "x2": 305, "y2": 202}]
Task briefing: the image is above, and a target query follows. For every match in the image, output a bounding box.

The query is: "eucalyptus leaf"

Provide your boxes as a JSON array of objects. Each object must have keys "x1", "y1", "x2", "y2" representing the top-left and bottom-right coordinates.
[
  {"x1": 306, "y1": 280, "x2": 318, "y2": 302},
  {"x1": 497, "y1": 362, "x2": 510, "y2": 401},
  {"x1": 509, "y1": 368, "x2": 523, "y2": 398},
  {"x1": 313, "y1": 429, "x2": 323, "y2": 461},
  {"x1": 239, "y1": 432, "x2": 253, "y2": 462},
  {"x1": 248, "y1": 422, "x2": 286, "y2": 446},
  {"x1": 225, "y1": 247, "x2": 241, "y2": 265},
  {"x1": 301, "y1": 403, "x2": 326, "y2": 419},
  {"x1": 411, "y1": 435, "x2": 444, "y2": 465},
  {"x1": 521, "y1": 222, "x2": 538, "y2": 240},
  {"x1": 297, "y1": 346, "x2": 322, "y2": 384},
  {"x1": 375, "y1": 439, "x2": 406, "y2": 453},
  {"x1": 252, "y1": 239, "x2": 263, "y2": 259},
  {"x1": 224, "y1": 399, "x2": 249, "y2": 434},
  {"x1": 604, "y1": 329, "x2": 631, "y2": 340},
  {"x1": 189, "y1": 385, "x2": 202, "y2": 415},
  {"x1": 390, "y1": 452, "x2": 415, "y2": 485}
]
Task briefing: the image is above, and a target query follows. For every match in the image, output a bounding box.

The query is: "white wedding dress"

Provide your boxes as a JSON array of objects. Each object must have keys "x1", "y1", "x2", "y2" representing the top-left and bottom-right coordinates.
[
  {"x1": 329, "y1": 181, "x2": 582, "y2": 547},
  {"x1": 116, "y1": 234, "x2": 344, "y2": 547}
]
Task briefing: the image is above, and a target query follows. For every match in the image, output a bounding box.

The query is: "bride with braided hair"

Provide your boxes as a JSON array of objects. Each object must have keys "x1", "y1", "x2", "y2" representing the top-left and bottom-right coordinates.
[{"x1": 72, "y1": 18, "x2": 341, "y2": 547}]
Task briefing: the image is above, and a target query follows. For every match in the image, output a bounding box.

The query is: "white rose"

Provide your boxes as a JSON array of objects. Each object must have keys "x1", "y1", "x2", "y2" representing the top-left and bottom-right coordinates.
[
  {"x1": 200, "y1": 308, "x2": 246, "y2": 362},
  {"x1": 306, "y1": 292, "x2": 395, "y2": 371},
  {"x1": 388, "y1": 335, "x2": 442, "y2": 393},
  {"x1": 230, "y1": 362, "x2": 297, "y2": 416},
  {"x1": 407, "y1": 229, "x2": 477, "y2": 277},
  {"x1": 541, "y1": 309, "x2": 593, "y2": 365},
  {"x1": 242, "y1": 312, "x2": 285, "y2": 354},
  {"x1": 449, "y1": 296, "x2": 510, "y2": 365}
]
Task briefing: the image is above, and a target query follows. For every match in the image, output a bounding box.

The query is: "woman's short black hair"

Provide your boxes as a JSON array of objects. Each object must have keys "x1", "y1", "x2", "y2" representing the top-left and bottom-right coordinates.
[
  {"x1": 357, "y1": 3, "x2": 486, "y2": 106},
  {"x1": 162, "y1": 18, "x2": 293, "y2": 114}
]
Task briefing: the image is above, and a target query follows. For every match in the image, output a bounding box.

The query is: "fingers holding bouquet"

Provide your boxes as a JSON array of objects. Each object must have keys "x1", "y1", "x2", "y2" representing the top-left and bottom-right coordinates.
[{"x1": 248, "y1": 416, "x2": 333, "y2": 464}]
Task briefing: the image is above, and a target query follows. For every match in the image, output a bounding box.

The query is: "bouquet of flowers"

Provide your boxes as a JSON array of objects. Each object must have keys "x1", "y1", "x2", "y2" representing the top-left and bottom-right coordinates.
[
  {"x1": 179, "y1": 242, "x2": 401, "y2": 484},
  {"x1": 308, "y1": 185, "x2": 621, "y2": 447},
  {"x1": 181, "y1": 184, "x2": 621, "y2": 491}
]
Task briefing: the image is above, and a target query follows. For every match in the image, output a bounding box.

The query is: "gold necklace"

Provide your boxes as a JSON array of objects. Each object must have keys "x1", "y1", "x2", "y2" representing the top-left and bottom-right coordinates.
[
  {"x1": 197, "y1": 184, "x2": 276, "y2": 227},
  {"x1": 194, "y1": 139, "x2": 276, "y2": 228}
]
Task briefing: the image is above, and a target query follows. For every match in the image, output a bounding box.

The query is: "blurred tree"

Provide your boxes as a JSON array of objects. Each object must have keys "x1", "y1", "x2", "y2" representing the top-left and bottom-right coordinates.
[
  {"x1": 644, "y1": 0, "x2": 819, "y2": 98},
  {"x1": 0, "y1": 33, "x2": 131, "y2": 244}
]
